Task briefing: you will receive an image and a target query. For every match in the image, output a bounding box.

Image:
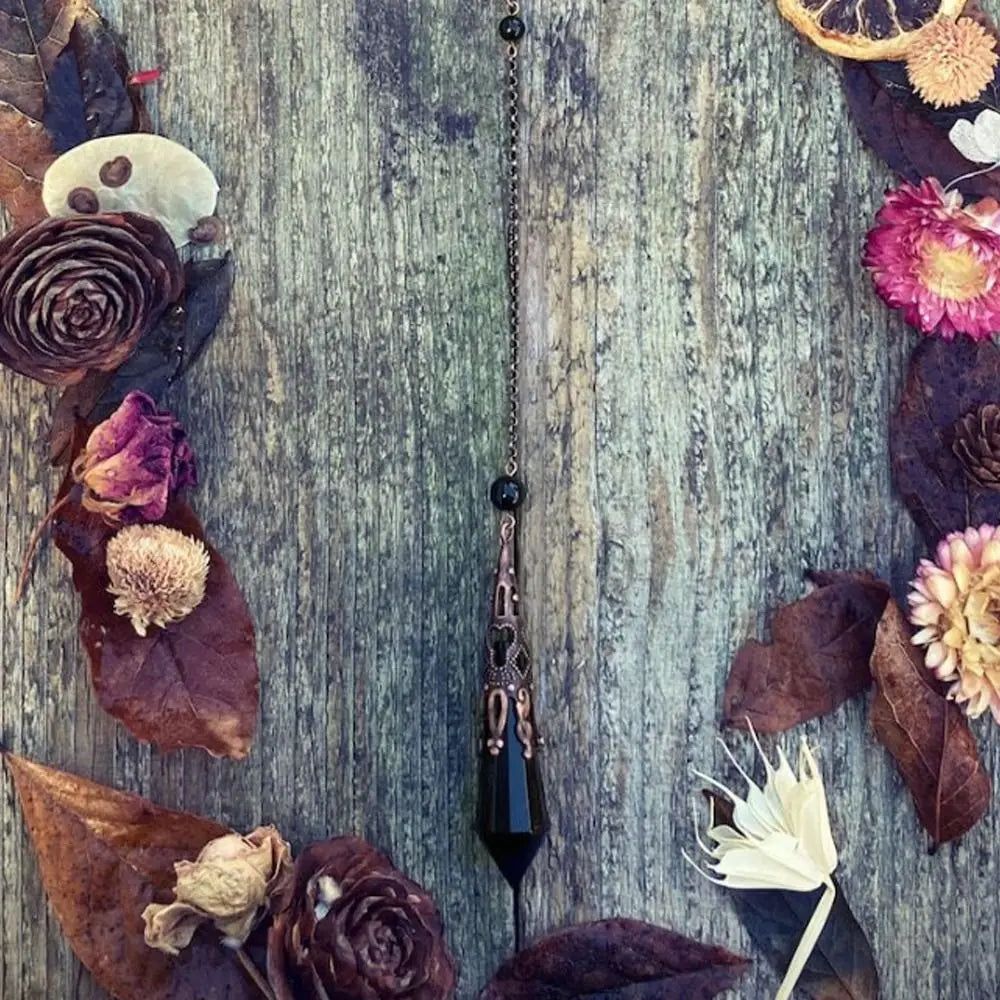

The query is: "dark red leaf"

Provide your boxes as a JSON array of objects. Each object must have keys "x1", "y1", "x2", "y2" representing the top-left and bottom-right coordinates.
[
  {"x1": 722, "y1": 571, "x2": 890, "y2": 733},
  {"x1": 870, "y1": 601, "x2": 990, "y2": 845},
  {"x1": 2, "y1": 750, "x2": 259, "y2": 1000},
  {"x1": 890, "y1": 337, "x2": 1000, "y2": 549},
  {"x1": 477, "y1": 918, "x2": 749, "y2": 1000},
  {"x1": 52, "y1": 483, "x2": 259, "y2": 758},
  {"x1": 841, "y1": 60, "x2": 1000, "y2": 201}
]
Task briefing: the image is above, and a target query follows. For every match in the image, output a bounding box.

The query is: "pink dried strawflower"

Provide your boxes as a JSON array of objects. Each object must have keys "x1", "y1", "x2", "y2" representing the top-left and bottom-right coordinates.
[
  {"x1": 863, "y1": 178, "x2": 1000, "y2": 341},
  {"x1": 909, "y1": 524, "x2": 1000, "y2": 721},
  {"x1": 72, "y1": 391, "x2": 196, "y2": 523}
]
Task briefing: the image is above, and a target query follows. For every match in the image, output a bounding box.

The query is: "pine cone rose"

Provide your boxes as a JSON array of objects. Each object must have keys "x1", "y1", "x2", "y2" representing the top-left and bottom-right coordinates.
[
  {"x1": 266, "y1": 837, "x2": 456, "y2": 1000},
  {"x1": 0, "y1": 212, "x2": 182, "y2": 385},
  {"x1": 954, "y1": 404, "x2": 1000, "y2": 490}
]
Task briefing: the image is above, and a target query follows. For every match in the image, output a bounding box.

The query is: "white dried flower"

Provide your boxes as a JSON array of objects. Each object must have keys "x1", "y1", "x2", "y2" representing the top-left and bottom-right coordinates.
[
  {"x1": 106, "y1": 524, "x2": 210, "y2": 636},
  {"x1": 686, "y1": 731, "x2": 839, "y2": 1000},
  {"x1": 950, "y1": 108, "x2": 1000, "y2": 166}
]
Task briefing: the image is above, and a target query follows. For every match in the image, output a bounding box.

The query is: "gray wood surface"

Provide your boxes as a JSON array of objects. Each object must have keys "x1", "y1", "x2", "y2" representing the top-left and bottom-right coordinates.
[{"x1": 0, "y1": 0, "x2": 995, "y2": 997}]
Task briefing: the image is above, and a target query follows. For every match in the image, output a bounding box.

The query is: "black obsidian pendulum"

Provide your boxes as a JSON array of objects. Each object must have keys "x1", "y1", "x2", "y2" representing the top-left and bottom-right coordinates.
[{"x1": 476, "y1": 1, "x2": 549, "y2": 920}]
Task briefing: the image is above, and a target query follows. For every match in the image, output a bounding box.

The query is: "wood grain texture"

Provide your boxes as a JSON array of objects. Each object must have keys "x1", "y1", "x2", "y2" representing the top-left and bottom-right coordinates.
[{"x1": 0, "y1": 0, "x2": 997, "y2": 998}]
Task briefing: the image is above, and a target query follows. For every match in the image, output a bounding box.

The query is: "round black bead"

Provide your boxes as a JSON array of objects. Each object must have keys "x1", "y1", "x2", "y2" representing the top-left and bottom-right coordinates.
[
  {"x1": 499, "y1": 16, "x2": 525, "y2": 42},
  {"x1": 490, "y1": 476, "x2": 525, "y2": 510}
]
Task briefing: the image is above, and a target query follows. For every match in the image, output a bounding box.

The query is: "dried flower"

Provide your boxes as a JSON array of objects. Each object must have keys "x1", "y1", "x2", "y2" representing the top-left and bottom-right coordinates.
[
  {"x1": 72, "y1": 391, "x2": 196, "y2": 523},
  {"x1": 106, "y1": 524, "x2": 209, "y2": 636},
  {"x1": 0, "y1": 213, "x2": 182, "y2": 385},
  {"x1": 143, "y1": 826, "x2": 292, "y2": 955},
  {"x1": 687, "y1": 732, "x2": 838, "y2": 1000},
  {"x1": 950, "y1": 108, "x2": 1000, "y2": 165},
  {"x1": 267, "y1": 837, "x2": 456, "y2": 1000},
  {"x1": 905, "y1": 17, "x2": 998, "y2": 108},
  {"x1": 909, "y1": 524, "x2": 1000, "y2": 721},
  {"x1": 863, "y1": 178, "x2": 1000, "y2": 340},
  {"x1": 954, "y1": 405, "x2": 1000, "y2": 490}
]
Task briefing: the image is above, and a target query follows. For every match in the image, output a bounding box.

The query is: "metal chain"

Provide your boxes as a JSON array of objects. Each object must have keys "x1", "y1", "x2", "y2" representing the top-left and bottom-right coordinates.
[{"x1": 503, "y1": 0, "x2": 522, "y2": 479}]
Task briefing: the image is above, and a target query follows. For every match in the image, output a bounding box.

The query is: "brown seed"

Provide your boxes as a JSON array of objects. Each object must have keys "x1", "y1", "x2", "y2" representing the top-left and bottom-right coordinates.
[
  {"x1": 187, "y1": 215, "x2": 225, "y2": 244},
  {"x1": 67, "y1": 187, "x2": 100, "y2": 214},
  {"x1": 99, "y1": 155, "x2": 133, "y2": 188}
]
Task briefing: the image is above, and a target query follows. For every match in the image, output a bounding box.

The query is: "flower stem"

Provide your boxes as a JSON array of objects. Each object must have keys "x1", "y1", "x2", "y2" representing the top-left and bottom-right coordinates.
[
  {"x1": 14, "y1": 495, "x2": 71, "y2": 605},
  {"x1": 235, "y1": 947, "x2": 275, "y2": 1000},
  {"x1": 774, "y1": 881, "x2": 836, "y2": 1000}
]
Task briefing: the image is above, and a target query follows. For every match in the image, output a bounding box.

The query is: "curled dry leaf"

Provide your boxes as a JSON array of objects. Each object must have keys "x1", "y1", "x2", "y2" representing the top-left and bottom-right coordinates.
[
  {"x1": 1, "y1": 750, "x2": 260, "y2": 1000},
  {"x1": 49, "y1": 254, "x2": 236, "y2": 465},
  {"x1": 477, "y1": 919, "x2": 749, "y2": 1000},
  {"x1": 52, "y1": 478, "x2": 259, "y2": 758},
  {"x1": 890, "y1": 337, "x2": 1000, "y2": 549},
  {"x1": 44, "y1": 134, "x2": 220, "y2": 245},
  {"x1": 722, "y1": 571, "x2": 890, "y2": 733},
  {"x1": 870, "y1": 600, "x2": 991, "y2": 845}
]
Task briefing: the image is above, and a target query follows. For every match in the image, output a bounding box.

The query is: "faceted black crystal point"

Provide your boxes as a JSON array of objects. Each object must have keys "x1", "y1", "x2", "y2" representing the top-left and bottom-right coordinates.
[{"x1": 476, "y1": 512, "x2": 548, "y2": 888}]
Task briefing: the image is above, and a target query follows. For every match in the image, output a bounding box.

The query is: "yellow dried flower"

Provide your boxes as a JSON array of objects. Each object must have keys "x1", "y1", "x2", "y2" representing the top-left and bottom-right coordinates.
[
  {"x1": 909, "y1": 524, "x2": 1000, "y2": 720},
  {"x1": 905, "y1": 17, "x2": 998, "y2": 109},
  {"x1": 106, "y1": 524, "x2": 209, "y2": 636}
]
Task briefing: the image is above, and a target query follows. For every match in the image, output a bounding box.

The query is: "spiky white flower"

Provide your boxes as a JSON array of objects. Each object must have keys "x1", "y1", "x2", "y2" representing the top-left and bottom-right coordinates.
[{"x1": 686, "y1": 732, "x2": 839, "y2": 1000}]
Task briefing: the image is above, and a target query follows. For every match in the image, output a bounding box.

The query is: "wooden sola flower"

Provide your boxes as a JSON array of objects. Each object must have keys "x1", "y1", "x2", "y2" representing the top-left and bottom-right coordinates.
[
  {"x1": 909, "y1": 524, "x2": 1000, "y2": 721},
  {"x1": 863, "y1": 178, "x2": 1000, "y2": 340}
]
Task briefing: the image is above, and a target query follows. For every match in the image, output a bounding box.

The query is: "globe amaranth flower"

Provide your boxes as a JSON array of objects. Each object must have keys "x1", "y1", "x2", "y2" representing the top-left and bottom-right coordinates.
[
  {"x1": 686, "y1": 731, "x2": 838, "y2": 1000},
  {"x1": 905, "y1": 17, "x2": 998, "y2": 108},
  {"x1": 909, "y1": 524, "x2": 1000, "y2": 721},
  {"x1": 143, "y1": 826, "x2": 292, "y2": 955},
  {"x1": 72, "y1": 391, "x2": 196, "y2": 523},
  {"x1": 267, "y1": 837, "x2": 456, "y2": 1000},
  {"x1": 106, "y1": 524, "x2": 210, "y2": 636},
  {"x1": 863, "y1": 178, "x2": 1000, "y2": 340},
  {"x1": 0, "y1": 212, "x2": 182, "y2": 385}
]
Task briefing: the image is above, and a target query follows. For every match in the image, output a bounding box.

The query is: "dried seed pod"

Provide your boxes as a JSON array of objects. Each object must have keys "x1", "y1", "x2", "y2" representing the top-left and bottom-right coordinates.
[
  {"x1": 954, "y1": 404, "x2": 1000, "y2": 490},
  {"x1": 43, "y1": 134, "x2": 219, "y2": 246},
  {"x1": 0, "y1": 213, "x2": 182, "y2": 385}
]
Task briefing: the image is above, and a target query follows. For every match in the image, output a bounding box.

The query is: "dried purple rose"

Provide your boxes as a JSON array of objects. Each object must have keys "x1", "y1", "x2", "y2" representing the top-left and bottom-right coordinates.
[
  {"x1": 71, "y1": 391, "x2": 196, "y2": 523},
  {"x1": 266, "y1": 837, "x2": 457, "y2": 1000},
  {"x1": 0, "y1": 212, "x2": 182, "y2": 385}
]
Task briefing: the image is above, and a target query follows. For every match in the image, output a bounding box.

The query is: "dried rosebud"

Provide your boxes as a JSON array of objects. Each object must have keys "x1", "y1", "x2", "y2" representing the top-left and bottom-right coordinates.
[
  {"x1": 267, "y1": 837, "x2": 456, "y2": 1000},
  {"x1": 72, "y1": 391, "x2": 196, "y2": 523},
  {"x1": 106, "y1": 524, "x2": 210, "y2": 636},
  {"x1": 954, "y1": 404, "x2": 1000, "y2": 491},
  {"x1": 143, "y1": 826, "x2": 292, "y2": 955},
  {"x1": 0, "y1": 212, "x2": 182, "y2": 385}
]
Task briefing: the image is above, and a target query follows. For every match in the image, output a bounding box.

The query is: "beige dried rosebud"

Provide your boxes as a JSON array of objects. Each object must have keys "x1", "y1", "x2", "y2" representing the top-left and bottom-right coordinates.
[
  {"x1": 106, "y1": 524, "x2": 209, "y2": 636},
  {"x1": 143, "y1": 826, "x2": 292, "y2": 955}
]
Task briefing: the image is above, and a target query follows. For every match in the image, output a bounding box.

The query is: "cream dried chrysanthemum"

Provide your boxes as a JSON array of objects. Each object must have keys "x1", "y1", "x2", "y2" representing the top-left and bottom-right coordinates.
[
  {"x1": 686, "y1": 731, "x2": 838, "y2": 1000},
  {"x1": 905, "y1": 17, "x2": 998, "y2": 108},
  {"x1": 909, "y1": 524, "x2": 1000, "y2": 721},
  {"x1": 106, "y1": 524, "x2": 209, "y2": 636}
]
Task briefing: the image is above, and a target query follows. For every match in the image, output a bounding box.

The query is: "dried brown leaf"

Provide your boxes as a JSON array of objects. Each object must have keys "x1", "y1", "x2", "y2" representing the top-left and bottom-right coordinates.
[
  {"x1": 52, "y1": 475, "x2": 259, "y2": 758},
  {"x1": 477, "y1": 918, "x2": 749, "y2": 1000},
  {"x1": 722, "y1": 571, "x2": 890, "y2": 733},
  {"x1": 2, "y1": 749, "x2": 260, "y2": 999},
  {"x1": 870, "y1": 601, "x2": 991, "y2": 845}
]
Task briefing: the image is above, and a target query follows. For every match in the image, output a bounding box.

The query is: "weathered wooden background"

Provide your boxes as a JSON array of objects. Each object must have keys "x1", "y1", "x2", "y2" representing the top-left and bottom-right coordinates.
[{"x1": 2, "y1": 0, "x2": 996, "y2": 997}]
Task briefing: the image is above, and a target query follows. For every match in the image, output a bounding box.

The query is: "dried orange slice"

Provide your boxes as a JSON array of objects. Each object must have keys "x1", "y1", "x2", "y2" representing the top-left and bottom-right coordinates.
[{"x1": 775, "y1": 0, "x2": 968, "y2": 60}]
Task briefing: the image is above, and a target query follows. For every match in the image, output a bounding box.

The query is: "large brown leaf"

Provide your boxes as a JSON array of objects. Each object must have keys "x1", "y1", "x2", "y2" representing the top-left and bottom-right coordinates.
[
  {"x1": 52, "y1": 485, "x2": 260, "y2": 758},
  {"x1": 870, "y1": 601, "x2": 991, "y2": 845},
  {"x1": 2, "y1": 749, "x2": 259, "y2": 1000},
  {"x1": 722, "y1": 571, "x2": 889, "y2": 733},
  {"x1": 890, "y1": 338, "x2": 1000, "y2": 550},
  {"x1": 477, "y1": 918, "x2": 749, "y2": 999}
]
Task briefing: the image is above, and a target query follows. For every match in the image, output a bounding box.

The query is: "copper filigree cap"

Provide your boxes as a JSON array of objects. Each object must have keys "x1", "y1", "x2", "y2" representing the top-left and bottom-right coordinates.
[
  {"x1": 0, "y1": 212, "x2": 182, "y2": 385},
  {"x1": 954, "y1": 404, "x2": 1000, "y2": 490},
  {"x1": 266, "y1": 837, "x2": 457, "y2": 1000},
  {"x1": 905, "y1": 17, "x2": 999, "y2": 108},
  {"x1": 106, "y1": 524, "x2": 209, "y2": 636}
]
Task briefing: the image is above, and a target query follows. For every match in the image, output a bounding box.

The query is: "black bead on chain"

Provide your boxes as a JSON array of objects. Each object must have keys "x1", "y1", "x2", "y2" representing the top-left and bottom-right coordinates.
[
  {"x1": 499, "y1": 15, "x2": 525, "y2": 42},
  {"x1": 490, "y1": 475, "x2": 525, "y2": 510}
]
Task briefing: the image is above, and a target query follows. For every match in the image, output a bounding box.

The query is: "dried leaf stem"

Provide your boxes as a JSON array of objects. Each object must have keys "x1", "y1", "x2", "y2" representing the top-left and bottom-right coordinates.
[
  {"x1": 14, "y1": 494, "x2": 71, "y2": 604},
  {"x1": 235, "y1": 947, "x2": 275, "y2": 1000}
]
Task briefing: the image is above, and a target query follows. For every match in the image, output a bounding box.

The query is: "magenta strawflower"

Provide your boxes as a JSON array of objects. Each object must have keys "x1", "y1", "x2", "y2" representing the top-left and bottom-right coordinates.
[{"x1": 863, "y1": 178, "x2": 1000, "y2": 341}]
